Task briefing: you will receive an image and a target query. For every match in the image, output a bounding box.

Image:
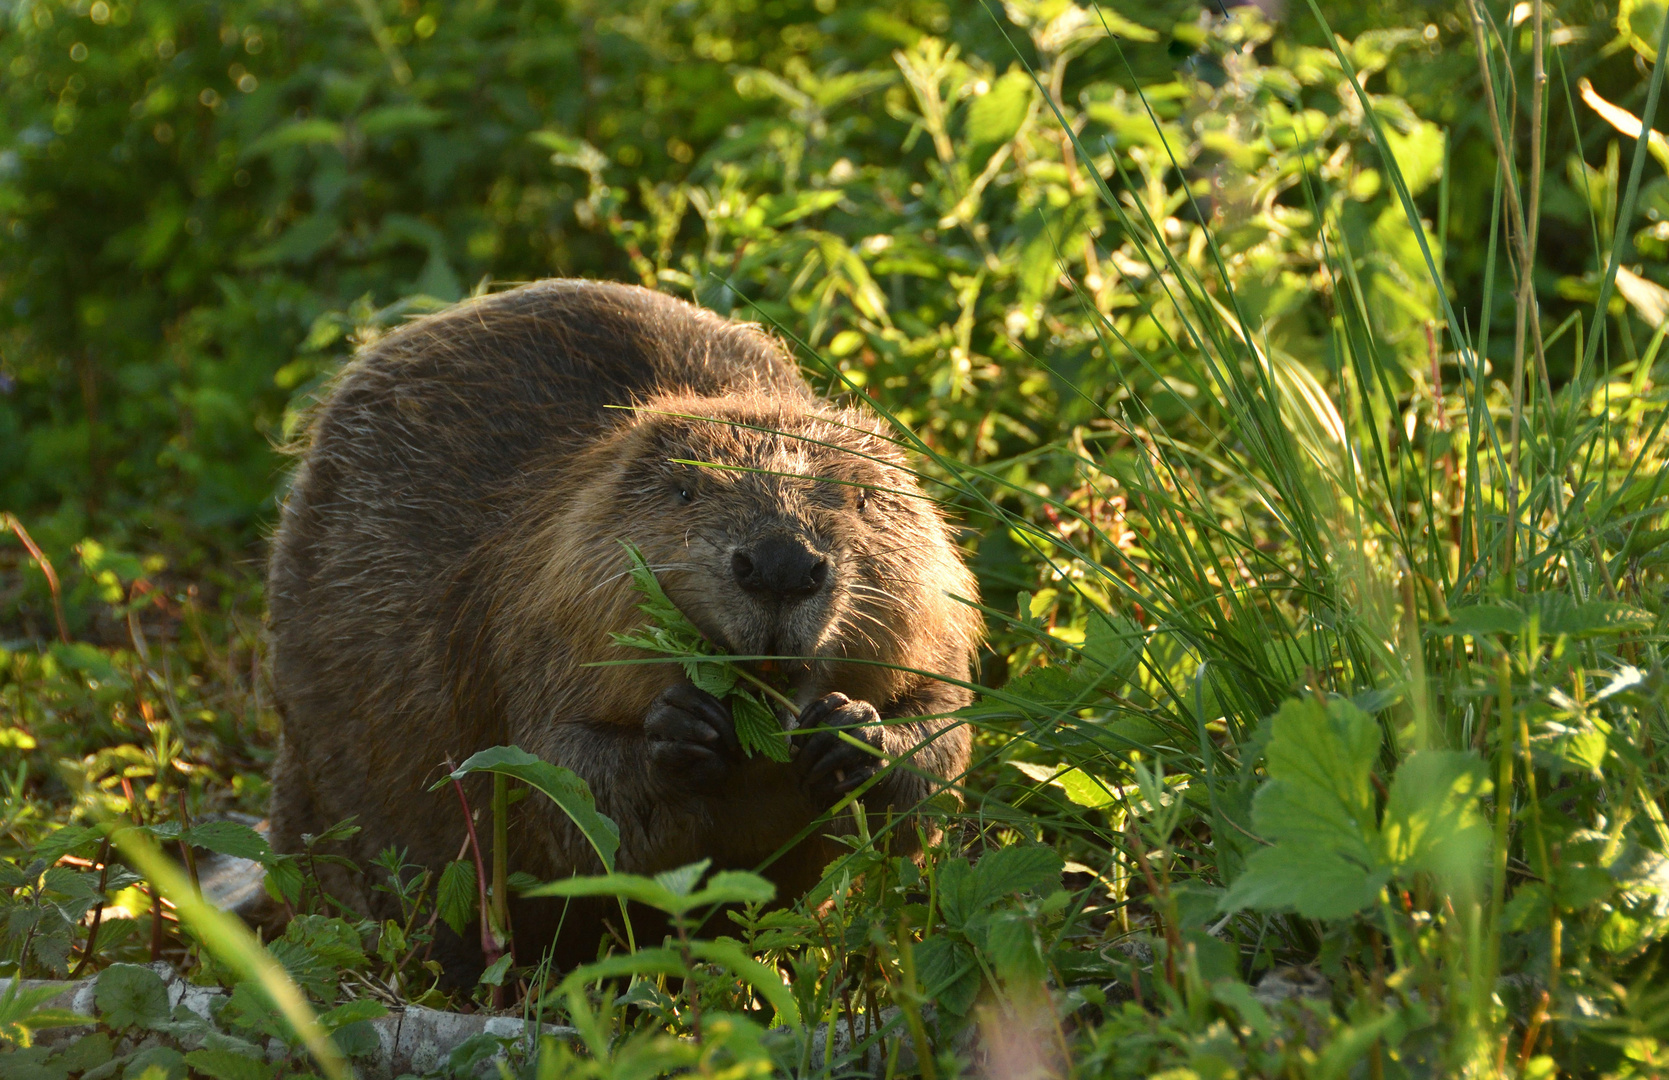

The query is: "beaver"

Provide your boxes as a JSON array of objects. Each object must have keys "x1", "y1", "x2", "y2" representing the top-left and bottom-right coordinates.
[{"x1": 266, "y1": 279, "x2": 982, "y2": 971}]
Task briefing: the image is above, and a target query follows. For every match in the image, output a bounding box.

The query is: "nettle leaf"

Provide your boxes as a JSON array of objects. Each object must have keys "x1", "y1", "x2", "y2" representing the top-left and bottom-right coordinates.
[
  {"x1": 270, "y1": 915, "x2": 365, "y2": 1001},
  {"x1": 263, "y1": 856, "x2": 305, "y2": 906},
  {"x1": 936, "y1": 858, "x2": 977, "y2": 931},
  {"x1": 33, "y1": 825, "x2": 103, "y2": 864},
  {"x1": 526, "y1": 870, "x2": 687, "y2": 913},
  {"x1": 913, "y1": 935, "x2": 979, "y2": 1016},
  {"x1": 1524, "y1": 593, "x2": 1654, "y2": 638},
  {"x1": 1223, "y1": 700, "x2": 1495, "y2": 919},
  {"x1": 686, "y1": 870, "x2": 776, "y2": 910},
  {"x1": 217, "y1": 982, "x2": 292, "y2": 1044},
  {"x1": 436, "y1": 859, "x2": 478, "y2": 938},
  {"x1": 94, "y1": 963, "x2": 171, "y2": 1030},
  {"x1": 654, "y1": 860, "x2": 710, "y2": 899},
  {"x1": 687, "y1": 659, "x2": 738, "y2": 699},
  {"x1": 441, "y1": 745, "x2": 621, "y2": 872},
  {"x1": 1381, "y1": 750, "x2": 1491, "y2": 891},
  {"x1": 1082, "y1": 612, "x2": 1143, "y2": 688},
  {"x1": 0, "y1": 860, "x2": 26, "y2": 890},
  {"x1": 973, "y1": 845, "x2": 1065, "y2": 905},
  {"x1": 184, "y1": 821, "x2": 274, "y2": 865}
]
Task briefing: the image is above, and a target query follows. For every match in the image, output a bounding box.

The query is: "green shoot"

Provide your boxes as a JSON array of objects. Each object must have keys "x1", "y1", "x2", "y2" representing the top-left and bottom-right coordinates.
[{"x1": 611, "y1": 543, "x2": 794, "y2": 762}]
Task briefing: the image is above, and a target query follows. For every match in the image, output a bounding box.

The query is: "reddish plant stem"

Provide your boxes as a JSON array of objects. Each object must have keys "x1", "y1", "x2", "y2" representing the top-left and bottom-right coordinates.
[
  {"x1": 3, "y1": 514, "x2": 69, "y2": 644},
  {"x1": 446, "y1": 764, "x2": 502, "y2": 1002}
]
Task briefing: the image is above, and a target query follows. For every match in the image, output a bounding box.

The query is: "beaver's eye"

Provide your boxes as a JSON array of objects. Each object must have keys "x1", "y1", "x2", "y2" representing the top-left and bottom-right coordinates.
[
  {"x1": 855, "y1": 489, "x2": 868, "y2": 513},
  {"x1": 677, "y1": 486, "x2": 694, "y2": 504}
]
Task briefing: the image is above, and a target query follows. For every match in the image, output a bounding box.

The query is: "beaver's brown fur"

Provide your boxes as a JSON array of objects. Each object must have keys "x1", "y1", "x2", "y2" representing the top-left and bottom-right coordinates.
[{"x1": 266, "y1": 279, "x2": 981, "y2": 971}]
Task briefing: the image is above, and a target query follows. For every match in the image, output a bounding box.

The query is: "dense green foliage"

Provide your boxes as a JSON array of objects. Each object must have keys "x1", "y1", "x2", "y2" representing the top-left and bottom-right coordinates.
[{"x1": 4, "y1": 0, "x2": 1669, "y2": 1076}]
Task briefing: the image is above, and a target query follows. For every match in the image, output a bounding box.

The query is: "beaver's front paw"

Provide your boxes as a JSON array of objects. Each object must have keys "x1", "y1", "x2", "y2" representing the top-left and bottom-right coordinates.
[
  {"x1": 794, "y1": 693, "x2": 886, "y2": 805},
  {"x1": 646, "y1": 683, "x2": 742, "y2": 795}
]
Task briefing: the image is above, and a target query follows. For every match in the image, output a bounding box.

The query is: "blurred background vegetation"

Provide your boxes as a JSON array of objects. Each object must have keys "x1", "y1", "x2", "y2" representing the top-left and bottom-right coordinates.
[
  {"x1": 0, "y1": 0, "x2": 1646, "y2": 555},
  {"x1": 4, "y1": 0, "x2": 1669, "y2": 1075}
]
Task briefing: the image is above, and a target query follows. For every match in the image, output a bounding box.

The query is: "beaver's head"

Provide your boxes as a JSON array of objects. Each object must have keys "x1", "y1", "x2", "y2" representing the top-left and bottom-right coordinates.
[{"x1": 602, "y1": 393, "x2": 980, "y2": 708}]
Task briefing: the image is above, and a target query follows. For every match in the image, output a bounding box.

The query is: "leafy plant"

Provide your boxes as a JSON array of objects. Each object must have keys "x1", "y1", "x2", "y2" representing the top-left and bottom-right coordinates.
[{"x1": 610, "y1": 542, "x2": 792, "y2": 761}]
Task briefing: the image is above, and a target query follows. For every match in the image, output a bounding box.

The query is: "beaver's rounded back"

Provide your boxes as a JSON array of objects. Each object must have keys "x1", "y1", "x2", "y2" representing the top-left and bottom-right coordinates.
[{"x1": 267, "y1": 280, "x2": 981, "y2": 969}]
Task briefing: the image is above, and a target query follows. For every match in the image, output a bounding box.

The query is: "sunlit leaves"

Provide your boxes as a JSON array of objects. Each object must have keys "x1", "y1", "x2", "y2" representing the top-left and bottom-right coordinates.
[{"x1": 1222, "y1": 697, "x2": 1491, "y2": 919}]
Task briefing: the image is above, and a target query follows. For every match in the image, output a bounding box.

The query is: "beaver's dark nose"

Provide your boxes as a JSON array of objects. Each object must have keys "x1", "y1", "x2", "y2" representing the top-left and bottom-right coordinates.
[{"x1": 732, "y1": 536, "x2": 830, "y2": 600}]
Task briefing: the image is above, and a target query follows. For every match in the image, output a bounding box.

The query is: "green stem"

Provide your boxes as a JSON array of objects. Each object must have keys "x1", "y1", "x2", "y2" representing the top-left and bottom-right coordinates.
[
  {"x1": 1487, "y1": 657, "x2": 1514, "y2": 989},
  {"x1": 733, "y1": 667, "x2": 800, "y2": 718}
]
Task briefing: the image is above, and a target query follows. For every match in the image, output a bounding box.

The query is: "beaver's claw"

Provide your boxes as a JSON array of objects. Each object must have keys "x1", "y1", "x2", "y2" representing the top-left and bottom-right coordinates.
[{"x1": 794, "y1": 692, "x2": 886, "y2": 804}]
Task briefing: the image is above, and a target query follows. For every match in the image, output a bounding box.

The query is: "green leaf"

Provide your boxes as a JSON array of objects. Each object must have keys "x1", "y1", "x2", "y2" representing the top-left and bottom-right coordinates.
[
  {"x1": 216, "y1": 982, "x2": 291, "y2": 1044},
  {"x1": 1381, "y1": 750, "x2": 1491, "y2": 893},
  {"x1": 51, "y1": 1032, "x2": 113, "y2": 1073},
  {"x1": 685, "y1": 870, "x2": 777, "y2": 910},
  {"x1": 525, "y1": 861, "x2": 771, "y2": 917},
  {"x1": 524, "y1": 871, "x2": 685, "y2": 914},
  {"x1": 33, "y1": 825, "x2": 104, "y2": 864},
  {"x1": 609, "y1": 543, "x2": 788, "y2": 760},
  {"x1": 761, "y1": 189, "x2": 845, "y2": 226},
  {"x1": 317, "y1": 998, "x2": 388, "y2": 1031},
  {"x1": 1254, "y1": 697, "x2": 1381, "y2": 863},
  {"x1": 1007, "y1": 761, "x2": 1118, "y2": 809},
  {"x1": 731, "y1": 693, "x2": 790, "y2": 762},
  {"x1": 479, "y1": 953, "x2": 514, "y2": 987},
  {"x1": 973, "y1": 845, "x2": 1065, "y2": 904},
  {"x1": 436, "y1": 859, "x2": 478, "y2": 938},
  {"x1": 1081, "y1": 612, "x2": 1143, "y2": 688},
  {"x1": 912, "y1": 935, "x2": 979, "y2": 1016},
  {"x1": 182, "y1": 1050, "x2": 274, "y2": 1080},
  {"x1": 653, "y1": 860, "x2": 710, "y2": 898},
  {"x1": 94, "y1": 963, "x2": 171, "y2": 1031},
  {"x1": 357, "y1": 105, "x2": 449, "y2": 137},
  {"x1": 556, "y1": 947, "x2": 689, "y2": 996},
  {"x1": 440, "y1": 746, "x2": 621, "y2": 872},
  {"x1": 983, "y1": 910, "x2": 1045, "y2": 985},
  {"x1": 1524, "y1": 593, "x2": 1654, "y2": 638},
  {"x1": 964, "y1": 70, "x2": 1034, "y2": 158},
  {"x1": 687, "y1": 939, "x2": 801, "y2": 1026},
  {"x1": 263, "y1": 856, "x2": 305, "y2": 907},
  {"x1": 183, "y1": 821, "x2": 274, "y2": 865},
  {"x1": 1378, "y1": 120, "x2": 1445, "y2": 196},
  {"x1": 687, "y1": 661, "x2": 738, "y2": 699},
  {"x1": 1435, "y1": 594, "x2": 1653, "y2": 640},
  {"x1": 124, "y1": 1046, "x2": 186, "y2": 1080},
  {"x1": 241, "y1": 119, "x2": 344, "y2": 158},
  {"x1": 1431, "y1": 603, "x2": 1522, "y2": 639},
  {"x1": 1221, "y1": 844, "x2": 1390, "y2": 920},
  {"x1": 1219, "y1": 697, "x2": 1390, "y2": 920}
]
